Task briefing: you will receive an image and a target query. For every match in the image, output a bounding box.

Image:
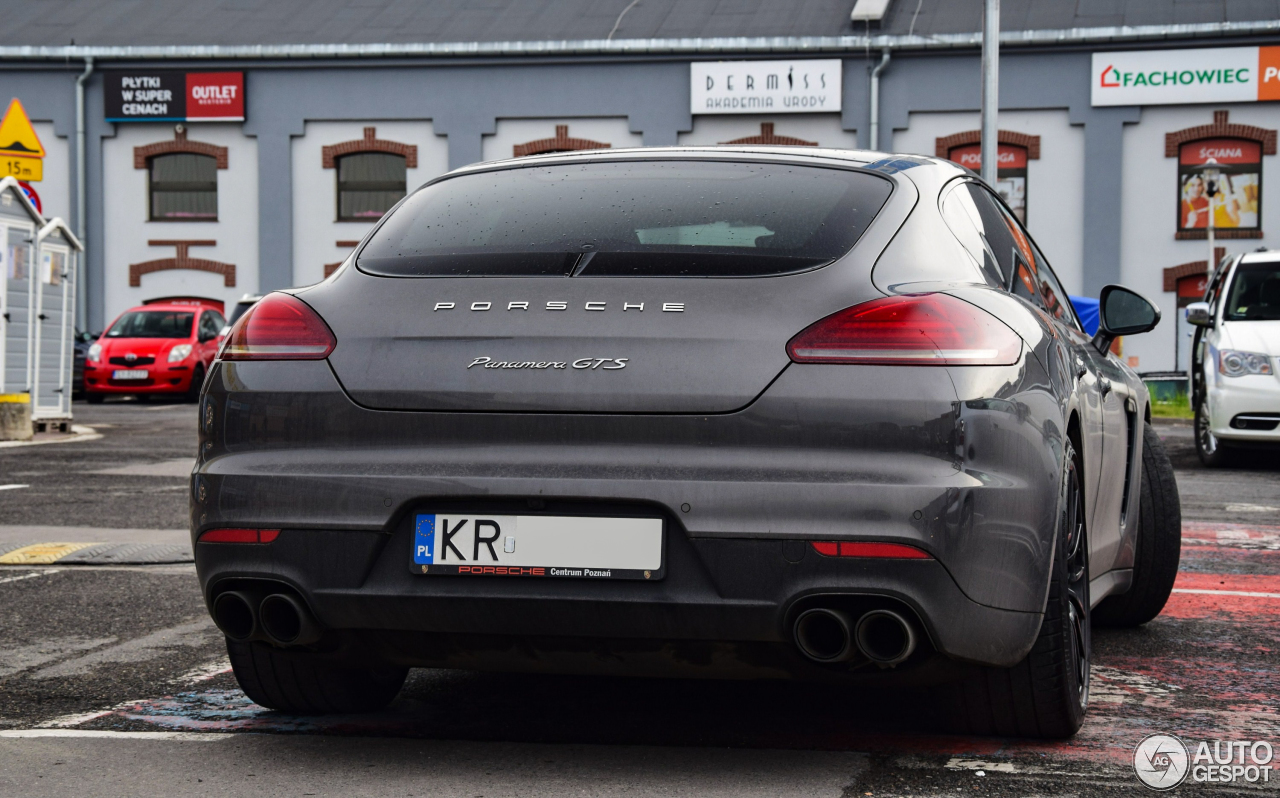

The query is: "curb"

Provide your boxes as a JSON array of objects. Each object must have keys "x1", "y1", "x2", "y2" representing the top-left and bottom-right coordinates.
[
  {"x1": 0, "y1": 541, "x2": 193, "y2": 565},
  {"x1": 0, "y1": 424, "x2": 103, "y2": 450}
]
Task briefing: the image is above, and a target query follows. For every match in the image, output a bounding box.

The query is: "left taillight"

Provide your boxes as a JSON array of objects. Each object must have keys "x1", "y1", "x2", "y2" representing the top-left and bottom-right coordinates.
[
  {"x1": 786, "y1": 293, "x2": 1022, "y2": 366},
  {"x1": 220, "y1": 293, "x2": 335, "y2": 361}
]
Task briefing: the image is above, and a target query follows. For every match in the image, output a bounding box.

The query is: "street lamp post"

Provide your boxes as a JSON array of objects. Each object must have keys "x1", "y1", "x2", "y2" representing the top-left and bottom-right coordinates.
[{"x1": 980, "y1": 0, "x2": 1000, "y2": 185}]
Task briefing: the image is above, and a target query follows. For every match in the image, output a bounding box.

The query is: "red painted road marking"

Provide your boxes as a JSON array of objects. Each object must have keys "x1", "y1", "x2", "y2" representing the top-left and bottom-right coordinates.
[{"x1": 1164, "y1": 573, "x2": 1280, "y2": 619}]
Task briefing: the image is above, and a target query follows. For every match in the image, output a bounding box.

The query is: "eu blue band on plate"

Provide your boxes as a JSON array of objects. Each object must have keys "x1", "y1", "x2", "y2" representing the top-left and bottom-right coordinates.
[{"x1": 414, "y1": 514, "x2": 435, "y2": 564}]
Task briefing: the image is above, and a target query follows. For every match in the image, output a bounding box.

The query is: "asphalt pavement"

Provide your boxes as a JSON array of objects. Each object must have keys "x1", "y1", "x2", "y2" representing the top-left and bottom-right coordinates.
[{"x1": 0, "y1": 400, "x2": 1277, "y2": 797}]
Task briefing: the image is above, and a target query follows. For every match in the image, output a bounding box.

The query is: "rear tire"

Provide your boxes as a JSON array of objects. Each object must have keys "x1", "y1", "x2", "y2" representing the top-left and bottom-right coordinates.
[
  {"x1": 1196, "y1": 399, "x2": 1233, "y2": 467},
  {"x1": 226, "y1": 639, "x2": 408, "y2": 714},
  {"x1": 86, "y1": 392, "x2": 105, "y2": 404},
  {"x1": 185, "y1": 365, "x2": 206, "y2": 403},
  {"x1": 939, "y1": 440, "x2": 1090, "y2": 738},
  {"x1": 1093, "y1": 423, "x2": 1181, "y2": 627}
]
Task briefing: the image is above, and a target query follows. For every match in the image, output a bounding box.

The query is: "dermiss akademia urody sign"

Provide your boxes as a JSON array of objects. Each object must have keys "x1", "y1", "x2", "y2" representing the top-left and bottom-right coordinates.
[
  {"x1": 104, "y1": 71, "x2": 245, "y2": 122},
  {"x1": 1092, "y1": 47, "x2": 1280, "y2": 106}
]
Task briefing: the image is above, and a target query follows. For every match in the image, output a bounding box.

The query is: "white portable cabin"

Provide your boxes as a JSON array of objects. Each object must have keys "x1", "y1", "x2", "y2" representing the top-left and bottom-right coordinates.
[
  {"x1": 0, "y1": 176, "x2": 82, "y2": 426},
  {"x1": 31, "y1": 217, "x2": 82, "y2": 423}
]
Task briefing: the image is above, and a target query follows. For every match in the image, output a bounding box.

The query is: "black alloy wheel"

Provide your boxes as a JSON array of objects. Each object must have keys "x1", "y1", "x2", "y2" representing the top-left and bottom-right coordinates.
[{"x1": 1061, "y1": 449, "x2": 1091, "y2": 711}]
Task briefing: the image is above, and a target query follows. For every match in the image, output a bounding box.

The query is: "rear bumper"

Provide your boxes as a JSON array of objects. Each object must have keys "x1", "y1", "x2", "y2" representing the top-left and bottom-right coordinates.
[
  {"x1": 195, "y1": 520, "x2": 1043, "y2": 676},
  {"x1": 192, "y1": 355, "x2": 1064, "y2": 672}
]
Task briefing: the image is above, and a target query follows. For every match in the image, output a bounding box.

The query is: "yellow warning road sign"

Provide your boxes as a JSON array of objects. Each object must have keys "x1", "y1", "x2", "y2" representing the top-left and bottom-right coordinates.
[{"x1": 0, "y1": 98, "x2": 44, "y2": 181}]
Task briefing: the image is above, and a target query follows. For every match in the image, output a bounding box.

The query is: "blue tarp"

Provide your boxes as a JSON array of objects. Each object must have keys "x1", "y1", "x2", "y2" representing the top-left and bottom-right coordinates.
[{"x1": 1071, "y1": 295, "x2": 1099, "y2": 335}]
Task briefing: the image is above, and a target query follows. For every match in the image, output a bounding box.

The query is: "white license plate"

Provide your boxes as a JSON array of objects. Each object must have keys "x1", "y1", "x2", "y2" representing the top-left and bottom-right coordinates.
[
  {"x1": 411, "y1": 513, "x2": 664, "y2": 580},
  {"x1": 112, "y1": 369, "x2": 149, "y2": 380}
]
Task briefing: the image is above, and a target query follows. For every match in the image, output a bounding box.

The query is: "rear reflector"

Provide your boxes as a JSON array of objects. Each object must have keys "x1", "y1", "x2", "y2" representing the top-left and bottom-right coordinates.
[
  {"x1": 220, "y1": 293, "x2": 336, "y2": 361},
  {"x1": 787, "y1": 293, "x2": 1021, "y2": 366},
  {"x1": 199, "y1": 528, "x2": 281, "y2": 544},
  {"x1": 811, "y1": 541, "x2": 933, "y2": 559}
]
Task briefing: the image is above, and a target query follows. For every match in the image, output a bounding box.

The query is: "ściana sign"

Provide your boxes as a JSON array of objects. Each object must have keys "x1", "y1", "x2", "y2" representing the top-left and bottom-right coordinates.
[
  {"x1": 691, "y1": 60, "x2": 842, "y2": 115},
  {"x1": 104, "y1": 71, "x2": 245, "y2": 122}
]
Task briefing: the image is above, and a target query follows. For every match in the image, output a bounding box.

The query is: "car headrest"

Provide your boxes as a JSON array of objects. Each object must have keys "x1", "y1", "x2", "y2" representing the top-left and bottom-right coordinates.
[{"x1": 1261, "y1": 276, "x2": 1280, "y2": 306}]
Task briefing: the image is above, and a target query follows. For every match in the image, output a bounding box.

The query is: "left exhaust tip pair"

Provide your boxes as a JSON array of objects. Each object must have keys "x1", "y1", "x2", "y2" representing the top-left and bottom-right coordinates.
[
  {"x1": 793, "y1": 607, "x2": 917, "y2": 667},
  {"x1": 212, "y1": 589, "x2": 321, "y2": 647}
]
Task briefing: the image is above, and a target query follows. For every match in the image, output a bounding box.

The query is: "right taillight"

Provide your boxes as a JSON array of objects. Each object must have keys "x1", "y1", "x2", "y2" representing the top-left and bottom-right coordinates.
[
  {"x1": 786, "y1": 293, "x2": 1022, "y2": 366},
  {"x1": 220, "y1": 293, "x2": 336, "y2": 361},
  {"x1": 811, "y1": 541, "x2": 933, "y2": 559}
]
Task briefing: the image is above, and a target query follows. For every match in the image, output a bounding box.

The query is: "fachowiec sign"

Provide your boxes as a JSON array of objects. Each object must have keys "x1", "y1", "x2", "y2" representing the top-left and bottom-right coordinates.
[
  {"x1": 104, "y1": 71, "x2": 245, "y2": 122},
  {"x1": 1092, "y1": 47, "x2": 1280, "y2": 106}
]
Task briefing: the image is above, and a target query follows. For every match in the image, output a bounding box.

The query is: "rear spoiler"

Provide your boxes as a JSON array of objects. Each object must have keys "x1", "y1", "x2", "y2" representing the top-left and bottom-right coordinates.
[{"x1": 143, "y1": 296, "x2": 225, "y2": 312}]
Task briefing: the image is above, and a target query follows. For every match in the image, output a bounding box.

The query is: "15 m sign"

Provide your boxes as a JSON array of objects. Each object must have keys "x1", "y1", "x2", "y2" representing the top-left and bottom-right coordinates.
[
  {"x1": 1092, "y1": 47, "x2": 1280, "y2": 106},
  {"x1": 104, "y1": 71, "x2": 245, "y2": 122}
]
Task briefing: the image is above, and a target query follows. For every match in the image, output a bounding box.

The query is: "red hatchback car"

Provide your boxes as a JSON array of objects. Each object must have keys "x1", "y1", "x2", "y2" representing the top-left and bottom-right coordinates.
[{"x1": 84, "y1": 298, "x2": 226, "y2": 403}]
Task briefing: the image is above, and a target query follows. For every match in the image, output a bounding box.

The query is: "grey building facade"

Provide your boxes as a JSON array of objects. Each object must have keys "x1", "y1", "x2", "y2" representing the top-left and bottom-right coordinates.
[{"x1": 1, "y1": 0, "x2": 1278, "y2": 373}]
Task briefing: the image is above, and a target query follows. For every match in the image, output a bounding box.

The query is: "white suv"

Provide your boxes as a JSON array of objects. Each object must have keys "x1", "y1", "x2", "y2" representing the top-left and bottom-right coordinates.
[{"x1": 1189, "y1": 250, "x2": 1280, "y2": 466}]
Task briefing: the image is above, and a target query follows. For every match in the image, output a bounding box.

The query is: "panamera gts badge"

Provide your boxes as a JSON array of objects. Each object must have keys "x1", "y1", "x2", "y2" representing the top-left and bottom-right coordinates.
[{"x1": 468, "y1": 357, "x2": 628, "y2": 371}]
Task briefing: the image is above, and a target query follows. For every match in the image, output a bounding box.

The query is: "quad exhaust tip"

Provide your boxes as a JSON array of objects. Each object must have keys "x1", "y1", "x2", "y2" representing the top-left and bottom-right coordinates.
[
  {"x1": 794, "y1": 608, "x2": 857, "y2": 663},
  {"x1": 211, "y1": 590, "x2": 259, "y2": 642},
  {"x1": 211, "y1": 587, "x2": 322, "y2": 647},
  {"x1": 793, "y1": 607, "x2": 917, "y2": 667},
  {"x1": 855, "y1": 609, "x2": 916, "y2": 667},
  {"x1": 259, "y1": 593, "x2": 322, "y2": 647}
]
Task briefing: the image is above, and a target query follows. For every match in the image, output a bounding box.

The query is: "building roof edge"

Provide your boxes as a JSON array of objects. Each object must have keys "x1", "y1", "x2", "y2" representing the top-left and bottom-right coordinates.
[{"x1": 0, "y1": 20, "x2": 1277, "y2": 61}]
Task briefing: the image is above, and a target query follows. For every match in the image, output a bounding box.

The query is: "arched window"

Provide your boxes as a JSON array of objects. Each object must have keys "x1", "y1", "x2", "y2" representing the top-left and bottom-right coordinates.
[
  {"x1": 336, "y1": 152, "x2": 406, "y2": 221},
  {"x1": 1166, "y1": 111, "x2": 1275, "y2": 240},
  {"x1": 1177, "y1": 138, "x2": 1261, "y2": 235},
  {"x1": 149, "y1": 153, "x2": 218, "y2": 221},
  {"x1": 512, "y1": 125, "x2": 610, "y2": 157}
]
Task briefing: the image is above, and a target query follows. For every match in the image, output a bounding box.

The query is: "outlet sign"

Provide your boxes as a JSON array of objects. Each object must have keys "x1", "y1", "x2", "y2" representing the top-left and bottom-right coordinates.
[
  {"x1": 104, "y1": 71, "x2": 245, "y2": 122},
  {"x1": 1092, "y1": 47, "x2": 1280, "y2": 106},
  {"x1": 691, "y1": 60, "x2": 842, "y2": 114}
]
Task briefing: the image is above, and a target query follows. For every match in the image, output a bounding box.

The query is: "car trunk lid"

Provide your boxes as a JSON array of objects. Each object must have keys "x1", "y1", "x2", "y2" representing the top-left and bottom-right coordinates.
[{"x1": 315, "y1": 275, "x2": 873, "y2": 413}]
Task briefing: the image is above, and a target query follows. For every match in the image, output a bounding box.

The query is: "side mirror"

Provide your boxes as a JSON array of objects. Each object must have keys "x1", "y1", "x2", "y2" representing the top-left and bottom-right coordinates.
[
  {"x1": 1092, "y1": 284, "x2": 1161, "y2": 354},
  {"x1": 1186, "y1": 301, "x2": 1213, "y2": 328}
]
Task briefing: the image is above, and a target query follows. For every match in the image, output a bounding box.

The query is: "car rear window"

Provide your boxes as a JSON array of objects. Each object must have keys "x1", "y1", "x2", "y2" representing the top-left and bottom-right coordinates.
[
  {"x1": 106, "y1": 311, "x2": 194, "y2": 339},
  {"x1": 357, "y1": 160, "x2": 893, "y2": 278}
]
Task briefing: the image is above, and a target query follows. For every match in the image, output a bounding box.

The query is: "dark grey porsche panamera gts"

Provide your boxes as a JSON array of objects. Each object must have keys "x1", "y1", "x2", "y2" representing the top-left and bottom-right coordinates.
[{"x1": 193, "y1": 147, "x2": 1181, "y2": 738}]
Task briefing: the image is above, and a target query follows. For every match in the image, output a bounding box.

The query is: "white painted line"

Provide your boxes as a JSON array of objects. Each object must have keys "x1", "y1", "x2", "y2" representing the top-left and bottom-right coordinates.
[
  {"x1": 36, "y1": 710, "x2": 114, "y2": 729},
  {"x1": 177, "y1": 658, "x2": 232, "y2": 684},
  {"x1": 1225, "y1": 503, "x2": 1280, "y2": 513},
  {"x1": 945, "y1": 758, "x2": 1019, "y2": 773},
  {"x1": 1173, "y1": 588, "x2": 1280, "y2": 599},
  {"x1": 0, "y1": 569, "x2": 59, "y2": 585},
  {"x1": 0, "y1": 729, "x2": 228, "y2": 741},
  {"x1": 0, "y1": 484, "x2": 30, "y2": 491}
]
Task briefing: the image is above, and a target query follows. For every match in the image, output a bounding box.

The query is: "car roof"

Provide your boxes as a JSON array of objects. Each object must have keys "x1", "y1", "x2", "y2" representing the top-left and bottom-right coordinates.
[
  {"x1": 451, "y1": 145, "x2": 962, "y2": 180},
  {"x1": 1238, "y1": 249, "x2": 1280, "y2": 265}
]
